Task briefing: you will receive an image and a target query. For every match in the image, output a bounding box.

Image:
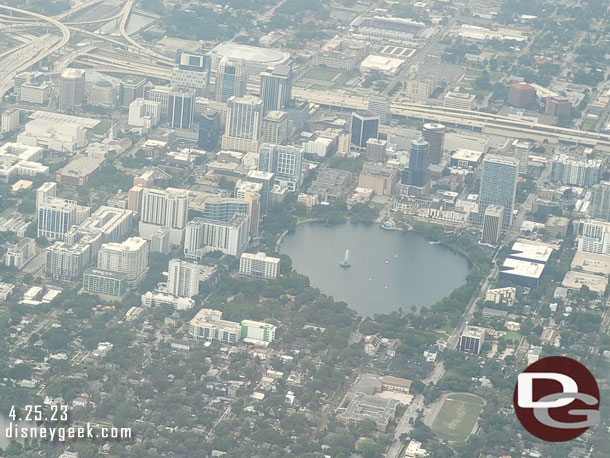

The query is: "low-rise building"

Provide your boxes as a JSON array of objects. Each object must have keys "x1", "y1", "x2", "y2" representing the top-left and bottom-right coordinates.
[
  {"x1": 4, "y1": 238, "x2": 36, "y2": 270},
  {"x1": 485, "y1": 286, "x2": 516, "y2": 306},
  {"x1": 239, "y1": 252, "x2": 280, "y2": 279},
  {"x1": 0, "y1": 282, "x2": 15, "y2": 303},
  {"x1": 82, "y1": 268, "x2": 128, "y2": 299},
  {"x1": 459, "y1": 325, "x2": 486, "y2": 354},
  {"x1": 337, "y1": 393, "x2": 399, "y2": 432},
  {"x1": 55, "y1": 156, "x2": 104, "y2": 186},
  {"x1": 358, "y1": 162, "x2": 396, "y2": 196},
  {"x1": 189, "y1": 309, "x2": 241, "y2": 344}
]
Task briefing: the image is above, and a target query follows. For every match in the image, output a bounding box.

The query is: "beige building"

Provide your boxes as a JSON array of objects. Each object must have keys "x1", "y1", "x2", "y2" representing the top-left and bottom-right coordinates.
[{"x1": 358, "y1": 162, "x2": 396, "y2": 195}]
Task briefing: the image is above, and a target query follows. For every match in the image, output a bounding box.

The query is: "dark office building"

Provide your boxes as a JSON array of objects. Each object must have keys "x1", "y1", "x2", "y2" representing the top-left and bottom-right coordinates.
[
  {"x1": 407, "y1": 137, "x2": 429, "y2": 187},
  {"x1": 119, "y1": 76, "x2": 148, "y2": 107},
  {"x1": 168, "y1": 88, "x2": 194, "y2": 130},
  {"x1": 197, "y1": 109, "x2": 220, "y2": 151},
  {"x1": 350, "y1": 112, "x2": 379, "y2": 149},
  {"x1": 422, "y1": 123, "x2": 445, "y2": 164}
]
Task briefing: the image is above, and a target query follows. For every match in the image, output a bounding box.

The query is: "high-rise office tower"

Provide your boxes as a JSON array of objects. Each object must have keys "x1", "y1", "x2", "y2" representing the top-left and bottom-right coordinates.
[
  {"x1": 258, "y1": 144, "x2": 304, "y2": 190},
  {"x1": 215, "y1": 57, "x2": 247, "y2": 102},
  {"x1": 167, "y1": 258, "x2": 200, "y2": 298},
  {"x1": 368, "y1": 94, "x2": 389, "y2": 121},
  {"x1": 59, "y1": 69, "x2": 85, "y2": 112},
  {"x1": 221, "y1": 95, "x2": 264, "y2": 153},
  {"x1": 482, "y1": 204, "x2": 504, "y2": 244},
  {"x1": 236, "y1": 182, "x2": 262, "y2": 236},
  {"x1": 514, "y1": 141, "x2": 530, "y2": 175},
  {"x1": 168, "y1": 87, "x2": 194, "y2": 129},
  {"x1": 422, "y1": 123, "x2": 445, "y2": 165},
  {"x1": 140, "y1": 188, "x2": 189, "y2": 230},
  {"x1": 197, "y1": 109, "x2": 220, "y2": 150},
  {"x1": 407, "y1": 137, "x2": 429, "y2": 187},
  {"x1": 475, "y1": 155, "x2": 518, "y2": 229},
  {"x1": 262, "y1": 110, "x2": 289, "y2": 145},
  {"x1": 260, "y1": 65, "x2": 292, "y2": 113},
  {"x1": 246, "y1": 170, "x2": 274, "y2": 214},
  {"x1": 171, "y1": 50, "x2": 210, "y2": 96},
  {"x1": 591, "y1": 181, "x2": 610, "y2": 221},
  {"x1": 350, "y1": 112, "x2": 379, "y2": 149},
  {"x1": 365, "y1": 138, "x2": 387, "y2": 162},
  {"x1": 120, "y1": 76, "x2": 148, "y2": 107}
]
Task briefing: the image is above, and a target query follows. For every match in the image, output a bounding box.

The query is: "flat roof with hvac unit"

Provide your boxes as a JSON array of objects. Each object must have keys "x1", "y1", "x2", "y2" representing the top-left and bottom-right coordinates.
[{"x1": 509, "y1": 240, "x2": 554, "y2": 264}]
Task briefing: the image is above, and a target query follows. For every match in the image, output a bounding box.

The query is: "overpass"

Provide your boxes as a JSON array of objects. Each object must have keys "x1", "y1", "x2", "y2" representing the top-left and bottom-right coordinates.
[
  {"x1": 292, "y1": 87, "x2": 610, "y2": 151},
  {"x1": 0, "y1": 5, "x2": 70, "y2": 98}
]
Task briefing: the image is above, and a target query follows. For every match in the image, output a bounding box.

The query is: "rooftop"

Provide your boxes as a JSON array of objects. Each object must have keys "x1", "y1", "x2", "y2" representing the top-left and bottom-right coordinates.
[
  {"x1": 562, "y1": 271, "x2": 608, "y2": 293},
  {"x1": 510, "y1": 240, "x2": 554, "y2": 264},
  {"x1": 501, "y1": 258, "x2": 545, "y2": 279}
]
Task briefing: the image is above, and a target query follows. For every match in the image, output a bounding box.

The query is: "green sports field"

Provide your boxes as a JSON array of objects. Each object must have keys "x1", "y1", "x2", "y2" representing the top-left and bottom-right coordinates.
[{"x1": 430, "y1": 393, "x2": 485, "y2": 442}]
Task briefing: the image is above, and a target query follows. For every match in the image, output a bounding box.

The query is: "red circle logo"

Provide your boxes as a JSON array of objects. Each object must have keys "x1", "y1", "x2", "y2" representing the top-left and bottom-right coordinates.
[{"x1": 513, "y1": 356, "x2": 600, "y2": 442}]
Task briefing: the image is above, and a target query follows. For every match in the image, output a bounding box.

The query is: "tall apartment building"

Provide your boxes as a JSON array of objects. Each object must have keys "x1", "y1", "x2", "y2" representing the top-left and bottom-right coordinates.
[
  {"x1": 184, "y1": 215, "x2": 249, "y2": 260},
  {"x1": 260, "y1": 65, "x2": 292, "y2": 113},
  {"x1": 201, "y1": 197, "x2": 249, "y2": 222},
  {"x1": 262, "y1": 110, "x2": 289, "y2": 145},
  {"x1": 550, "y1": 153, "x2": 602, "y2": 187},
  {"x1": 139, "y1": 188, "x2": 189, "y2": 245},
  {"x1": 167, "y1": 259, "x2": 200, "y2": 298},
  {"x1": 422, "y1": 123, "x2": 445, "y2": 165},
  {"x1": 240, "y1": 320, "x2": 276, "y2": 345},
  {"x1": 36, "y1": 182, "x2": 57, "y2": 210},
  {"x1": 221, "y1": 95, "x2": 264, "y2": 153},
  {"x1": 482, "y1": 204, "x2": 504, "y2": 245},
  {"x1": 236, "y1": 182, "x2": 262, "y2": 236},
  {"x1": 1, "y1": 109, "x2": 19, "y2": 134},
  {"x1": 258, "y1": 144, "x2": 304, "y2": 190},
  {"x1": 239, "y1": 252, "x2": 280, "y2": 279},
  {"x1": 215, "y1": 57, "x2": 247, "y2": 102},
  {"x1": 472, "y1": 155, "x2": 518, "y2": 229},
  {"x1": 97, "y1": 237, "x2": 149, "y2": 285},
  {"x1": 574, "y1": 219, "x2": 610, "y2": 255},
  {"x1": 591, "y1": 181, "x2": 610, "y2": 221},
  {"x1": 246, "y1": 170, "x2": 274, "y2": 214},
  {"x1": 37, "y1": 197, "x2": 79, "y2": 241},
  {"x1": 45, "y1": 231, "x2": 100, "y2": 281},
  {"x1": 59, "y1": 69, "x2": 86, "y2": 112}
]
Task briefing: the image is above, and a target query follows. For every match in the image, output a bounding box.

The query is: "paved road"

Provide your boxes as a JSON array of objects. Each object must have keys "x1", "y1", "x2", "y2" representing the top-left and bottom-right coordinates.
[{"x1": 386, "y1": 394, "x2": 424, "y2": 458}]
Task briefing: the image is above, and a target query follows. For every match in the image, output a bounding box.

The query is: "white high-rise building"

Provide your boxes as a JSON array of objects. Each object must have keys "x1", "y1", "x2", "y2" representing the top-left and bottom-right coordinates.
[
  {"x1": 221, "y1": 95, "x2": 263, "y2": 153},
  {"x1": 235, "y1": 182, "x2": 262, "y2": 236},
  {"x1": 140, "y1": 188, "x2": 189, "y2": 229},
  {"x1": 36, "y1": 182, "x2": 57, "y2": 210},
  {"x1": 128, "y1": 99, "x2": 161, "y2": 128},
  {"x1": 184, "y1": 215, "x2": 249, "y2": 260},
  {"x1": 514, "y1": 141, "x2": 530, "y2": 175},
  {"x1": 167, "y1": 258, "x2": 200, "y2": 298},
  {"x1": 575, "y1": 219, "x2": 610, "y2": 255},
  {"x1": 97, "y1": 237, "x2": 149, "y2": 285},
  {"x1": 239, "y1": 252, "x2": 280, "y2": 279},
  {"x1": 139, "y1": 188, "x2": 189, "y2": 245},
  {"x1": 37, "y1": 197, "x2": 78, "y2": 241}
]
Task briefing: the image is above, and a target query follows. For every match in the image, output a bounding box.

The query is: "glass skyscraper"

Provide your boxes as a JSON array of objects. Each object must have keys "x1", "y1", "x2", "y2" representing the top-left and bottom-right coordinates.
[
  {"x1": 260, "y1": 65, "x2": 292, "y2": 113},
  {"x1": 350, "y1": 112, "x2": 379, "y2": 148},
  {"x1": 408, "y1": 137, "x2": 429, "y2": 187},
  {"x1": 216, "y1": 57, "x2": 246, "y2": 103},
  {"x1": 474, "y1": 154, "x2": 518, "y2": 229}
]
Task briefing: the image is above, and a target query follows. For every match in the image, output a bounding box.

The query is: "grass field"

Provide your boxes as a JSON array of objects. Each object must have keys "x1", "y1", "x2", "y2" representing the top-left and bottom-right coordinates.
[
  {"x1": 431, "y1": 393, "x2": 484, "y2": 442},
  {"x1": 503, "y1": 331, "x2": 522, "y2": 345}
]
